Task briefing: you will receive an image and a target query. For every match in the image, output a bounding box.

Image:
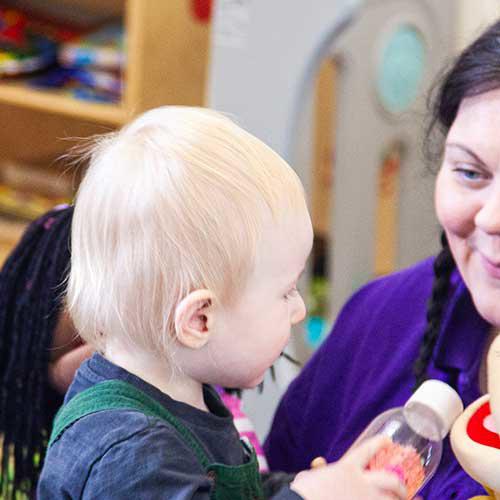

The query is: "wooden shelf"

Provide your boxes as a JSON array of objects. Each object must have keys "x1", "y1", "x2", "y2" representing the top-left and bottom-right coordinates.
[
  {"x1": 0, "y1": 81, "x2": 128, "y2": 125},
  {"x1": 0, "y1": 0, "x2": 211, "y2": 254},
  {"x1": 0, "y1": 216, "x2": 28, "y2": 266},
  {"x1": 0, "y1": 0, "x2": 210, "y2": 126}
]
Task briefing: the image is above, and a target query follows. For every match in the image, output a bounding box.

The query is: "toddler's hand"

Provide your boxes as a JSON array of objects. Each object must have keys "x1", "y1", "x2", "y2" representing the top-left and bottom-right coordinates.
[{"x1": 290, "y1": 436, "x2": 407, "y2": 500}]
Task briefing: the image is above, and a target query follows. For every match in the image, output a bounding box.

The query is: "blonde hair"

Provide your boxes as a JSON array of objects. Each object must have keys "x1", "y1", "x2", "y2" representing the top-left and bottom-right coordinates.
[{"x1": 68, "y1": 106, "x2": 306, "y2": 356}]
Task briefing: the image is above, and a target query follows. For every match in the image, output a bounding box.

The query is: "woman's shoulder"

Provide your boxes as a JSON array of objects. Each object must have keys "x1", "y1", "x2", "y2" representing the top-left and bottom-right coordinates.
[
  {"x1": 289, "y1": 258, "x2": 438, "y2": 391},
  {"x1": 333, "y1": 256, "x2": 434, "y2": 319},
  {"x1": 307, "y1": 256, "x2": 443, "y2": 374},
  {"x1": 352, "y1": 256, "x2": 435, "y2": 302}
]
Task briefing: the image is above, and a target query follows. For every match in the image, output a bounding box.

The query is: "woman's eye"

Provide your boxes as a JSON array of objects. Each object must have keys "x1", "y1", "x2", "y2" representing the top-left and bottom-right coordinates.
[{"x1": 453, "y1": 165, "x2": 484, "y2": 181}]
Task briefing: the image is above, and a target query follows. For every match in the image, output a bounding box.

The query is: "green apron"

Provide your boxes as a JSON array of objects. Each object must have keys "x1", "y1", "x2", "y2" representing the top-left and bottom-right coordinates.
[{"x1": 49, "y1": 380, "x2": 265, "y2": 500}]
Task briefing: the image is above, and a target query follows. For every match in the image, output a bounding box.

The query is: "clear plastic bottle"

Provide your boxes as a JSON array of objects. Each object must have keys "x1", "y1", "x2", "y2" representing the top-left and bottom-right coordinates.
[{"x1": 354, "y1": 379, "x2": 464, "y2": 499}]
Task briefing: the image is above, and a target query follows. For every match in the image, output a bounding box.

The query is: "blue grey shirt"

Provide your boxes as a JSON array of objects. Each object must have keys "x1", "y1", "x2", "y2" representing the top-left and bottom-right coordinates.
[{"x1": 38, "y1": 353, "x2": 300, "y2": 499}]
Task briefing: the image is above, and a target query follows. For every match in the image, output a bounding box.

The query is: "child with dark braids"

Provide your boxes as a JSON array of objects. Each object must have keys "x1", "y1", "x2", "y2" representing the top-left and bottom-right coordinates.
[
  {"x1": 35, "y1": 106, "x2": 406, "y2": 499},
  {"x1": 265, "y1": 18, "x2": 500, "y2": 500},
  {"x1": 0, "y1": 204, "x2": 93, "y2": 498}
]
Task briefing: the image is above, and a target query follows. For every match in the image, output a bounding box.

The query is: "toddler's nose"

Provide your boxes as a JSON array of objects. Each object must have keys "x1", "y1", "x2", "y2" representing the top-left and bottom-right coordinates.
[{"x1": 291, "y1": 295, "x2": 306, "y2": 325}]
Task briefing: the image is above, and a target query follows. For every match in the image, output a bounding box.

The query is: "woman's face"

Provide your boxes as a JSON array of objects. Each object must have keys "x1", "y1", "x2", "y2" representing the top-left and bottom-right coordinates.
[{"x1": 436, "y1": 88, "x2": 500, "y2": 327}]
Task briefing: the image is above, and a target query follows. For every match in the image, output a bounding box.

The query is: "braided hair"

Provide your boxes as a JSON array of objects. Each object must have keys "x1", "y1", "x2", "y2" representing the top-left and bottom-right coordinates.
[
  {"x1": 0, "y1": 205, "x2": 73, "y2": 498},
  {"x1": 414, "y1": 19, "x2": 500, "y2": 387},
  {"x1": 413, "y1": 232, "x2": 455, "y2": 389}
]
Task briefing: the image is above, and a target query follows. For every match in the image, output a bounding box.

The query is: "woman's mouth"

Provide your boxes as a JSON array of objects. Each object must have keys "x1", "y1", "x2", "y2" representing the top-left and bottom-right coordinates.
[{"x1": 480, "y1": 253, "x2": 500, "y2": 279}]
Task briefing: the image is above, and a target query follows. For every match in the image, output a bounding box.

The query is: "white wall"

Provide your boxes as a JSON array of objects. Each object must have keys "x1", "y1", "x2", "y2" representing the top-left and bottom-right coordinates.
[{"x1": 457, "y1": 0, "x2": 500, "y2": 49}]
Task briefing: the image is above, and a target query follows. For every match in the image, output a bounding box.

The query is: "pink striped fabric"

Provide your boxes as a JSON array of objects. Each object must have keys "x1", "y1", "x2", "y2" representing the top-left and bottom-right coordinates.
[{"x1": 216, "y1": 387, "x2": 269, "y2": 472}]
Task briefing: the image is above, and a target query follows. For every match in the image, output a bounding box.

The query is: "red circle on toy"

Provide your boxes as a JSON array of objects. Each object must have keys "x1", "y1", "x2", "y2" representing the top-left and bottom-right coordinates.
[{"x1": 466, "y1": 401, "x2": 500, "y2": 449}]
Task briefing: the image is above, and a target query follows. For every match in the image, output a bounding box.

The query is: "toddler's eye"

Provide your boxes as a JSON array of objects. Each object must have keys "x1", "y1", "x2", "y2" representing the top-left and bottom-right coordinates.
[{"x1": 284, "y1": 286, "x2": 299, "y2": 301}]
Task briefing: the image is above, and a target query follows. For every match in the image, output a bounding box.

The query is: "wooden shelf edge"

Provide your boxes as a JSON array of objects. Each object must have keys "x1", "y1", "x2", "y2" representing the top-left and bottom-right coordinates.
[{"x1": 0, "y1": 83, "x2": 128, "y2": 125}]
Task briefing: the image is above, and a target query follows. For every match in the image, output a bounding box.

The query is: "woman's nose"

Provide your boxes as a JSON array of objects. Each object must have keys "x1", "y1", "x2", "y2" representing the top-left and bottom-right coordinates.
[{"x1": 475, "y1": 184, "x2": 500, "y2": 234}]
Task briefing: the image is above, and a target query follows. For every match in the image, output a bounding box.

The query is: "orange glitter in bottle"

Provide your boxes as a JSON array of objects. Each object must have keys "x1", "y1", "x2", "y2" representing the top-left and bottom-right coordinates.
[{"x1": 367, "y1": 441, "x2": 425, "y2": 499}]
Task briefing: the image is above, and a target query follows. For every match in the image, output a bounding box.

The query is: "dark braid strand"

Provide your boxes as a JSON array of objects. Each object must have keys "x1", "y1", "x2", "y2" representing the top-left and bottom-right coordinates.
[
  {"x1": 413, "y1": 232, "x2": 455, "y2": 390},
  {"x1": 0, "y1": 206, "x2": 73, "y2": 498}
]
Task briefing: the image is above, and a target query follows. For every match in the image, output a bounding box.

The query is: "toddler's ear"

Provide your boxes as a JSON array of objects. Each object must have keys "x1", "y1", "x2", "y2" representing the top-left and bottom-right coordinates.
[{"x1": 174, "y1": 290, "x2": 215, "y2": 349}]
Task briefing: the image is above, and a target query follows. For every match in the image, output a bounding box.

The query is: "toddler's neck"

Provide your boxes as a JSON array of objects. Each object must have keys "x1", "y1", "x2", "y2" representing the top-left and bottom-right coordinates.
[{"x1": 104, "y1": 340, "x2": 208, "y2": 412}]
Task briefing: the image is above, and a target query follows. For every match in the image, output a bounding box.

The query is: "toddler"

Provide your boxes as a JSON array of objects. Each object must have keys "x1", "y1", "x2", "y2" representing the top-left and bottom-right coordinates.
[{"x1": 38, "y1": 106, "x2": 406, "y2": 499}]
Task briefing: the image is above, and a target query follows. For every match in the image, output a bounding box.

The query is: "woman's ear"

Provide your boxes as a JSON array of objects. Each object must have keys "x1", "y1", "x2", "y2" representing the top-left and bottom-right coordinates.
[{"x1": 174, "y1": 289, "x2": 215, "y2": 349}]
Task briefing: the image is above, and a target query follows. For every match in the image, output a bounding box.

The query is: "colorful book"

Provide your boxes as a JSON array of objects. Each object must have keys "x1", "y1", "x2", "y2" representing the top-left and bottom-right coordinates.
[
  {"x1": 58, "y1": 23, "x2": 125, "y2": 71},
  {"x1": 0, "y1": 6, "x2": 79, "y2": 76}
]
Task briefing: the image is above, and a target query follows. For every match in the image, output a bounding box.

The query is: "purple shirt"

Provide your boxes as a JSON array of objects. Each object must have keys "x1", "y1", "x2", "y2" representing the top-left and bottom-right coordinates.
[{"x1": 265, "y1": 257, "x2": 490, "y2": 499}]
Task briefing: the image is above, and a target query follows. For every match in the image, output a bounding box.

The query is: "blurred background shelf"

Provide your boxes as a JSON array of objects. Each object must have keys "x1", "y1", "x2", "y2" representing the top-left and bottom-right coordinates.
[
  {"x1": 0, "y1": 0, "x2": 211, "y2": 263},
  {"x1": 0, "y1": 82, "x2": 127, "y2": 124},
  {"x1": 0, "y1": 216, "x2": 27, "y2": 263}
]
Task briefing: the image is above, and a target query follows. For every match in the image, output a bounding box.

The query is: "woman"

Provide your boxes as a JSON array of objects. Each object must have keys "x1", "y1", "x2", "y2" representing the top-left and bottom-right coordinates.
[{"x1": 265, "y1": 19, "x2": 500, "y2": 500}]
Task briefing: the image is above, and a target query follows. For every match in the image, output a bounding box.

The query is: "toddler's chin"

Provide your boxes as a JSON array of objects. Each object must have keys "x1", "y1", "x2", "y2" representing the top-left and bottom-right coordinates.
[
  {"x1": 243, "y1": 373, "x2": 266, "y2": 390},
  {"x1": 214, "y1": 369, "x2": 267, "y2": 390}
]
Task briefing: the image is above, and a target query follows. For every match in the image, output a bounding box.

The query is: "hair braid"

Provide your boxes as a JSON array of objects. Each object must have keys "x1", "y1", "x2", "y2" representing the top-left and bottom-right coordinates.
[
  {"x1": 0, "y1": 206, "x2": 73, "y2": 498},
  {"x1": 413, "y1": 232, "x2": 455, "y2": 389}
]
